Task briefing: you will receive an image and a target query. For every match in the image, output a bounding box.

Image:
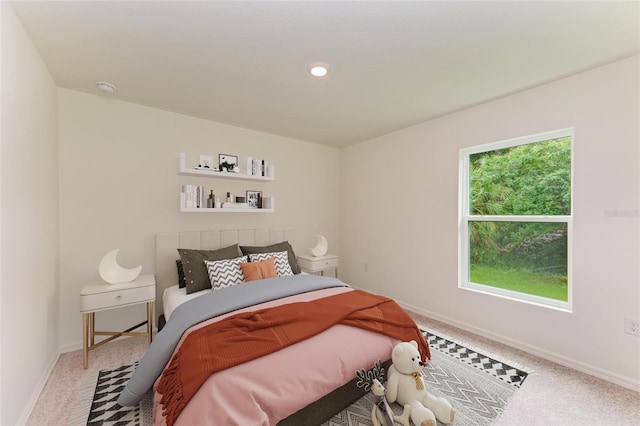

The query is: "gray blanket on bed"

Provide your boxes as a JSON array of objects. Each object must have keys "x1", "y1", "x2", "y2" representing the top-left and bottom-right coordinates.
[{"x1": 117, "y1": 274, "x2": 348, "y2": 406}]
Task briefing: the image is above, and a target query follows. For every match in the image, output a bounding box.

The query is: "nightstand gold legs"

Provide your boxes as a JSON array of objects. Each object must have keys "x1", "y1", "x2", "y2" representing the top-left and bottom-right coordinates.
[
  {"x1": 319, "y1": 269, "x2": 339, "y2": 278},
  {"x1": 147, "y1": 301, "x2": 153, "y2": 345},
  {"x1": 90, "y1": 312, "x2": 95, "y2": 346},
  {"x1": 82, "y1": 313, "x2": 89, "y2": 369},
  {"x1": 82, "y1": 302, "x2": 154, "y2": 369}
]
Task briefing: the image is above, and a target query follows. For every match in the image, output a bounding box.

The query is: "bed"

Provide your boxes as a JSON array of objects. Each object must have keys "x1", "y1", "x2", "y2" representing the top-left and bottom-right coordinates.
[{"x1": 117, "y1": 228, "x2": 429, "y2": 425}]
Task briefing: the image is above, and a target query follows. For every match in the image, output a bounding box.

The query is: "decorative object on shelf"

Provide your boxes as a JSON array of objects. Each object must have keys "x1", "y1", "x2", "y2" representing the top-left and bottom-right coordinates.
[
  {"x1": 207, "y1": 190, "x2": 215, "y2": 208},
  {"x1": 98, "y1": 248, "x2": 142, "y2": 284},
  {"x1": 219, "y1": 154, "x2": 239, "y2": 173},
  {"x1": 246, "y1": 190, "x2": 262, "y2": 208},
  {"x1": 199, "y1": 155, "x2": 214, "y2": 169},
  {"x1": 262, "y1": 196, "x2": 274, "y2": 210},
  {"x1": 310, "y1": 235, "x2": 328, "y2": 257}
]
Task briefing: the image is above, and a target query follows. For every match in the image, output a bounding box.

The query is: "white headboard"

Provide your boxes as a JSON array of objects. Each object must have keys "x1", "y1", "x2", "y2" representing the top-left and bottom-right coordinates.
[{"x1": 154, "y1": 228, "x2": 297, "y2": 321}]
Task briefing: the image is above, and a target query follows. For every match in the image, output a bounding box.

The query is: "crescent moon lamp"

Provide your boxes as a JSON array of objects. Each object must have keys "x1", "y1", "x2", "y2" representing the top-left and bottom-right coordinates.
[
  {"x1": 310, "y1": 235, "x2": 328, "y2": 257},
  {"x1": 99, "y1": 249, "x2": 142, "y2": 284}
]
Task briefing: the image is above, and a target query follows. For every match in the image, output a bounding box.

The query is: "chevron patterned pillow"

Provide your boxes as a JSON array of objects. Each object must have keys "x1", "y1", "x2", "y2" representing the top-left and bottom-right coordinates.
[
  {"x1": 249, "y1": 251, "x2": 293, "y2": 277},
  {"x1": 204, "y1": 256, "x2": 248, "y2": 290}
]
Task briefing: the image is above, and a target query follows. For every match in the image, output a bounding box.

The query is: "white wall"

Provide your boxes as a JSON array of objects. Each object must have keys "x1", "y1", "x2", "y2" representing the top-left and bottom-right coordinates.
[
  {"x1": 341, "y1": 56, "x2": 640, "y2": 390},
  {"x1": 57, "y1": 89, "x2": 341, "y2": 348},
  {"x1": 0, "y1": 3, "x2": 60, "y2": 425}
]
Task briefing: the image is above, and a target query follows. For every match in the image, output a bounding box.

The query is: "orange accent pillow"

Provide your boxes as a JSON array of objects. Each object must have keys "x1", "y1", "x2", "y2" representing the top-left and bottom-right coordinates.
[{"x1": 240, "y1": 258, "x2": 277, "y2": 282}]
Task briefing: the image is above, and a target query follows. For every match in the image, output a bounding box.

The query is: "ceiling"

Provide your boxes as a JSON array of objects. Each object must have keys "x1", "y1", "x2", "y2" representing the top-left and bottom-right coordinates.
[{"x1": 10, "y1": 1, "x2": 640, "y2": 147}]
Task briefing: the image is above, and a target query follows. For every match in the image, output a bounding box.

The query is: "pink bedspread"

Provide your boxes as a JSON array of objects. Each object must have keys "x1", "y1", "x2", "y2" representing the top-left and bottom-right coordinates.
[{"x1": 152, "y1": 287, "x2": 401, "y2": 425}]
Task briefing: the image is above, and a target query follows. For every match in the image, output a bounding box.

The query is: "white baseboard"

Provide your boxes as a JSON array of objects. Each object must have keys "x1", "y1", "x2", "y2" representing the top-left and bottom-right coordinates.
[
  {"x1": 17, "y1": 351, "x2": 60, "y2": 425},
  {"x1": 398, "y1": 300, "x2": 640, "y2": 393},
  {"x1": 59, "y1": 340, "x2": 83, "y2": 354}
]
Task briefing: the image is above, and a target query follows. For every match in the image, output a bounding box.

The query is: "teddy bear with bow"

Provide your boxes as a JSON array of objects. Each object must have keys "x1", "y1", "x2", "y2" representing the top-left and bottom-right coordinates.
[{"x1": 386, "y1": 340, "x2": 455, "y2": 426}]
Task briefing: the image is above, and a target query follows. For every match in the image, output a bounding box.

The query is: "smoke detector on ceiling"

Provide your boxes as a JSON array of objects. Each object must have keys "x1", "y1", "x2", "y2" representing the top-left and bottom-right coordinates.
[{"x1": 96, "y1": 81, "x2": 116, "y2": 93}]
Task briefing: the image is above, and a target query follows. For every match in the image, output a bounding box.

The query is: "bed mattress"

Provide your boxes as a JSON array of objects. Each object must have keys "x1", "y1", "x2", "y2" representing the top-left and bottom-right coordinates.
[{"x1": 162, "y1": 284, "x2": 209, "y2": 322}]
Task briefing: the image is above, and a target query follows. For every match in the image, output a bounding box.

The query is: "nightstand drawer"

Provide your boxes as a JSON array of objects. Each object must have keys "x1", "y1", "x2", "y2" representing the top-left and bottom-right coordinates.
[
  {"x1": 81, "y1": 284, "x2": 154, "y2": 312},
  {"x1": 314, "y1": 257, "x2": 338, "y2": 269},
  {"x1": 297, "y1": 255, "x2": 339, "y2": 270}
]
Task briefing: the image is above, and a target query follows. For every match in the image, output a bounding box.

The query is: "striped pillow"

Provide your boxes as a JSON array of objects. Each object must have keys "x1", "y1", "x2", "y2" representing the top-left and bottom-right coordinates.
[
  {"x1": 249, "y1": 251, "x2": 293, "y2": 277},
  {"x1": 204, "y1": 256, "x2": 248, "y2": 290}
]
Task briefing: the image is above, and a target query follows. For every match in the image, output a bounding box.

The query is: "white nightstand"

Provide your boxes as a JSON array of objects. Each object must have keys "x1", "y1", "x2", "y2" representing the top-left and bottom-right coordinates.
[
  {"x1": 80, "y1": 274, "x2": 155, "y2": 369},
  {"x1": 297, "y1": 254, "x2": 339, "y2": 278}
]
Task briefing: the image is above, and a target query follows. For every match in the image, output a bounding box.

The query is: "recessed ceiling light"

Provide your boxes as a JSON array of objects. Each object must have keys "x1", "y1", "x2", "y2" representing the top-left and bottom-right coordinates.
[
  {"x1": 308, "y1": 62, "x2": 329, "y2": 78},
  {"x1": 96, "y1": 81, "x2": 116, "y2": 93}
]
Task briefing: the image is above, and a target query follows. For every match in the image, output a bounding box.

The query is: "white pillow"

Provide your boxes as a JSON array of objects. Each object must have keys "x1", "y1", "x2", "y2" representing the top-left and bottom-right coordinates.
[
  {"x1": 204, "y1": 256, "x2": 248, "y2": 290},
  {"x1": 249, "y1": 251, "x2": 293, "y2": 277}
]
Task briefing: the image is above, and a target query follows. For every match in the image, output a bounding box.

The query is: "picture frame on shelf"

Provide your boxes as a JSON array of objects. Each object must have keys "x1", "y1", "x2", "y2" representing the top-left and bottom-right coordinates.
[
  {"x1": 246, "y1": 190, "x2": 262, "y2": 208},
  {"x1": 198, "y1": 155, "x2": 214, "y2": 169},
  {"x1": 219, "y1": 154, "x2": 239, "y2": 172}
]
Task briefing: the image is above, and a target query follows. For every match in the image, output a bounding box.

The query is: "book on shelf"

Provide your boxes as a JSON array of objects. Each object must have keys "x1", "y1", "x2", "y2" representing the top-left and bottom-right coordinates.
[
  {"x1": 245, "y1": 157, "x2": 274, "y2": 178},
  {"x1": 182, "y1": 184, "x2": 205, "y2": 209}
]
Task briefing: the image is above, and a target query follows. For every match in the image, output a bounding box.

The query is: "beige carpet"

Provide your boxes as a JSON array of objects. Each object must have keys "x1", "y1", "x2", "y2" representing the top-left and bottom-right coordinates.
[{"x1": 27, "y1": 314, "x2": 639, "y2": 426}]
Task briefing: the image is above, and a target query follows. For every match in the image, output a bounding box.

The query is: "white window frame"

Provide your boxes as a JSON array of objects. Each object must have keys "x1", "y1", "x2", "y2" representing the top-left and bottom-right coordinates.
[{"x1": 458, "y1": 128, "x2": 574, "y2": 312}]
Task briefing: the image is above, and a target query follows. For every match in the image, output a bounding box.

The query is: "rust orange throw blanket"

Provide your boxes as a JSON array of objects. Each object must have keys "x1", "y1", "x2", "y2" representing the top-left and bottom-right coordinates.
[{"x1": 157, "y1": 289, "x2": 430, "y2": 425}]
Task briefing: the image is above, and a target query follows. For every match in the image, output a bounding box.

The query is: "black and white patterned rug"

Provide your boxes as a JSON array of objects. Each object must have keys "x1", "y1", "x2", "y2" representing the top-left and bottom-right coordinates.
[
  {"x1": 423, "y1": 331, "x2": 528, "y2": 388},
  {"x1": 323, "y1": 331, "x2": 529, "y2": 426},
  {"x1": 68, "y1": 330, "x2": 529, "y2": 426},
  {"x1": 68, "y1": 362, "x2": 153, "y2": 426}
]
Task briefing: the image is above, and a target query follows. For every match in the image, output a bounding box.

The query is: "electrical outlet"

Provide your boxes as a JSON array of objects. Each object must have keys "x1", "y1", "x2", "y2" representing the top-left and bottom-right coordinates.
[
  {"x1": 363, "y1": 262, "x2": 369, "y2": 272},
  {"x1": 625, "y1": 317, "x2": 640, "y2": 336}
]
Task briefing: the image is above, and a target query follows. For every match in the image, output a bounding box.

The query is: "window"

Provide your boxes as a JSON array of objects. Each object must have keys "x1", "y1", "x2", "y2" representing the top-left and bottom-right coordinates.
[{"x1": 459, "y1": 128, "x2": 573, "y2": 311}]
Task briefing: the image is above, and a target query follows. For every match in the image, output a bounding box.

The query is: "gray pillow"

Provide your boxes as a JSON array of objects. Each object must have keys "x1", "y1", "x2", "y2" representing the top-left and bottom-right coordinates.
[
  {"x1": 240, "y1": 241, "x2": 301, "y2": 275},
  {"x1": 177, "y1": 244, "x2": 242, "y2": 294}
]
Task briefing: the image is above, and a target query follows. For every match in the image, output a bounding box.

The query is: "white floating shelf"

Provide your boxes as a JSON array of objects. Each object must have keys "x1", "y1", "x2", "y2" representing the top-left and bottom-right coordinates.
[
  {"x1": 179, "y1": 193, "x2": 274, "y2": 213},
  {"x1": 179, "y1": 153, "x2": 274, "y2": 182},
  {"x1": 180, "y1": 207, "x2": 275, "y2": 213}
]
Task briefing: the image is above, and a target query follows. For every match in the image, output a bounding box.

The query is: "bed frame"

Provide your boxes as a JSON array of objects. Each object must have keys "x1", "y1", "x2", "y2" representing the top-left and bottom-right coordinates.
[{"x1": 154, "y1": 227, "x2": 375, "y2": 424}]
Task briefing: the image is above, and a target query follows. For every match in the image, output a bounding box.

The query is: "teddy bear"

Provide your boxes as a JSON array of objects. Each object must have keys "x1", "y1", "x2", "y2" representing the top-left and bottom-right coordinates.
[{"x1": 386, "y1": 341, "x2": 455, "y2": 426}]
